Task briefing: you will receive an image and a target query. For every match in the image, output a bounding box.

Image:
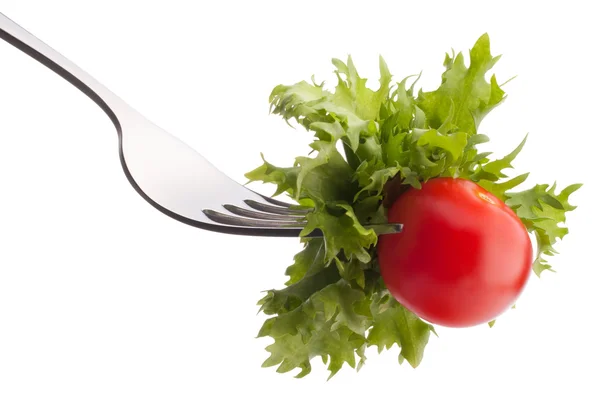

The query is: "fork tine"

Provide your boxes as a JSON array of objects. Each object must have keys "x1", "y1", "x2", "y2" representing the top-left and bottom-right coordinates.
[
  {"x1": 203, "y1": 208, "x2": 403, "y2": 234},
  {"x1": 244, "y1": 200, "x2": 311, "y2": 216},
  {"x1": 223, "y1": 204, "x2": 305, "y2": 221},
  {"x1": 202, "y1": 209, "x2": 306, "y2": 228},
  {"x1": 248, "y1": 189, "x2": 303, "y2": 209},
  {"x1": 255, "y1": 194, "x2": 299, "y2": 208}
]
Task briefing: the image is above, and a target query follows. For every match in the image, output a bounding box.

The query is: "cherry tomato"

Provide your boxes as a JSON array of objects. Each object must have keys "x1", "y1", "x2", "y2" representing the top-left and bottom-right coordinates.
[{"x1": 377, "y1": 177, "x2": 533, "y2": 328}]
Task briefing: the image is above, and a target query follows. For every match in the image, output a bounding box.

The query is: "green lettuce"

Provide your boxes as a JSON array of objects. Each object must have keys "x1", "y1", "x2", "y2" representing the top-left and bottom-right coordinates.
[{"x1": 246, "y1": 33, "x2": 581, "y2": 379}]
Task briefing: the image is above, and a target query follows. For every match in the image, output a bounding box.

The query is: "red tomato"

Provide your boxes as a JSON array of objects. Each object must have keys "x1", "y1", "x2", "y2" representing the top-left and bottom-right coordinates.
[{"x1": 377, "y1": 177, "x2": 533, "y2": 328}]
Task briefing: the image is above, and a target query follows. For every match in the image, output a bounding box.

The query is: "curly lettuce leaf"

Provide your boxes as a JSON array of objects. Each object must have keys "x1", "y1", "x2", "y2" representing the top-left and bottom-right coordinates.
[
  {"x1": 269, "y1": 55, "x2": 391, "y2": 152},
  {"x1": 300, "y1": 203, "x2": 378, "y2": 264},
  {"x1": 248, "y1": 33, "x2": 581, "y2": 378},
  {"x1": 258, "y1": 274, "x2": 434, "y2": 379},
  {"x1": 506, "y1": 183, "x2": 582, "y2": 276},
  {"x1": 368, "y1": 296, "x2": 435, "y2": 367},
  {"x1": 416, "y1": 33, "x2": 506, "y2": 134}
]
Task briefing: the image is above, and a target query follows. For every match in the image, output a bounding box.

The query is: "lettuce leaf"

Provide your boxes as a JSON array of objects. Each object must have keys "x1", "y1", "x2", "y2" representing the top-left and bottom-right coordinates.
[{"x1": 246, "y1": 33, "x2": 581, "y2": 378}]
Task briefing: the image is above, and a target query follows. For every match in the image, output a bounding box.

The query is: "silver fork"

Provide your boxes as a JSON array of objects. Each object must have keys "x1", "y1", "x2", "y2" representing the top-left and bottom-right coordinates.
[{"x1": 0, "y1": 13, "x2": 402, "y2": 238}]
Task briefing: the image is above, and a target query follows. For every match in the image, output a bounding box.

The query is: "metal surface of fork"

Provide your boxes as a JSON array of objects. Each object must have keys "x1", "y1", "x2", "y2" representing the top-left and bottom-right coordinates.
[{"x1": 0, "y1": 13, "x2": 402, "y2": 237}]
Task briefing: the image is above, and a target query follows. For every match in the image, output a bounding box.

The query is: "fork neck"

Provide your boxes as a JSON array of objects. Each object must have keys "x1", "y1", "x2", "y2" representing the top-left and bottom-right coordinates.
[{"x1": 0, "y1": 12, "x2": 125, "y2": 132}]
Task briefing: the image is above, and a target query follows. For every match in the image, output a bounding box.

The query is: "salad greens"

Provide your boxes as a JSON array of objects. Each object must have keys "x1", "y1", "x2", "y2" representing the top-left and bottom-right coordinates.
[{"x1": 246, "y1": 33, "x2": 581, "y2": 379}]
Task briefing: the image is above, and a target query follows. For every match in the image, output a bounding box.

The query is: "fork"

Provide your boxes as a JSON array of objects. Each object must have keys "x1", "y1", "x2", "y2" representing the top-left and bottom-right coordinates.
[{"x1": 0, "y1": 13, "x2": 402, "y2": 238}]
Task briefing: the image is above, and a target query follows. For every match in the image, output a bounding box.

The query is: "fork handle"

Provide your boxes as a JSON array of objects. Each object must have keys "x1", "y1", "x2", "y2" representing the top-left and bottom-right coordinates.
[{"x1": 0, "y1": 12, "x2": 125, "y2": 128}]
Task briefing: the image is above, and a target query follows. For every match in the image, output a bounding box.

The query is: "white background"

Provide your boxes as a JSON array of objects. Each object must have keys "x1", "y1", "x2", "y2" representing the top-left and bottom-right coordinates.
[{"x1": 0, "y1": 1, "x2": 598, "y2": 399}]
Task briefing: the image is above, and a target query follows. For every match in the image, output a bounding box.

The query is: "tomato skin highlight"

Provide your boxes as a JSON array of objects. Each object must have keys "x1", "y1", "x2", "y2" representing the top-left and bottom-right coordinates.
[{"x1": 377, "y1": 177, "x2": 533, "y2": 328}]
